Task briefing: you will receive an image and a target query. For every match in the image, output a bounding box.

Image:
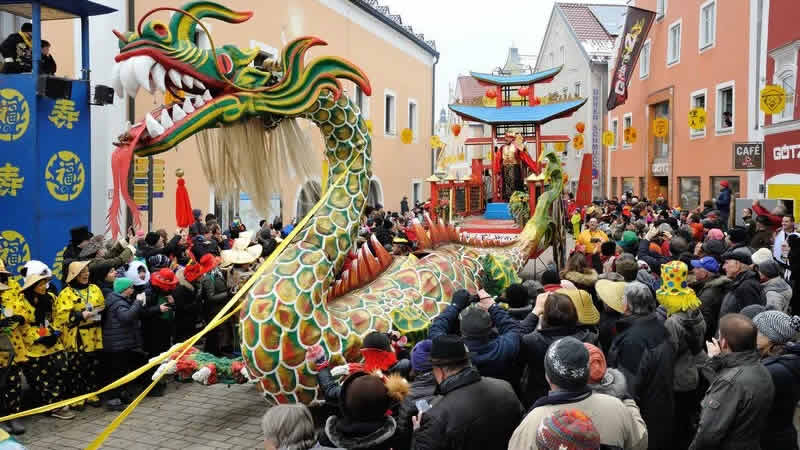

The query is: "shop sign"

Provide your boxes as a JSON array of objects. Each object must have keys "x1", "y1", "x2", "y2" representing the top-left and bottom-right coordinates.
[
  {"x1": 732, "y1": 142, "x2": 764, "y2": 170},
  {"x1": 652, "y1": 158, "x2": 669, "y2": 176}
]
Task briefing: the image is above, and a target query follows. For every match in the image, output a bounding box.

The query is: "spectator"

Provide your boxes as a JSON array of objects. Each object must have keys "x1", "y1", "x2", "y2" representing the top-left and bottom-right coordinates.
[
  {"x1": 656, "y1": 261, "x2": 706, "y2": 448},
  {"x1": 534, "y1": 409, "x2": 601, "y2": 450},
  {"x1": 396, "y1": 339, "x2": 437, "y2": 448},
  {"x1": 789, "y1": 234, "x2": 800, "y2": 313},
  {"x1": 690, "y1": 256, "x2": 730, "y2": 341},
  {"x1": 717, "y1": 180, "x2": 732, "y2": 227},
  {"x1": 509, "y1": 337, "x2": 648, "y2": 450},
  {"x1": 751, "y1": 199, "x2": 785, "y2": 231},
  {"x1": 607, "y1": 282, "x2": 675, "y2": 450},
  {"x1": 261, "y1": 404, "x2": 316, "y2": 450},
  {"x1": 428, "y1": 289, "x2": 521, "y2": 387},
  {"x1": 0, "y1": 23, "x2": 32, "y2": 73},
  {"x1": 584, "y1": 343, "x2": 629, "y2": 399},
  {"x1": 400, "y1": 196, "x2": 409, "y2": 215},
  {"x1": 540, "y1": 269, "x2": 563, "y2": 292},
  {"x1": 690, "y1": 314, "x2": 774, "y2": 449},
  {"x1": 636, "y1": 226, "x2": 672, "y2": 275},
  {"x1": 699, "y1": 238, "x2": 726, "y2": 263},
  {"x1": 143, "y1": 268, "x2": 178, "y2": 396},
  {"x1": 752, "y1": 311, "x2": 800, "y2": 450},
  {"x1": 751, "y1": 215, "x2": 775, "y2": 250},
  {"x1": 594, "y1": 279, "x2": 626, "y2": 353},
  {"x1": 774, "y1": 215, "x2": 796, "y2": 260},
  {"x1": 560, "y1": 253, "x2": 598, "y2": 295},
  {"x1": 757, "y1": 259, "x2": 793, "y2": 313},
  {"x1": 719, "y1": 250, "x2": 763, "y2": 320},
  {"x1": 172, "y1": 267, "x2": 202, "y2": 342},
  {"x1": 576, "y1": 218, "x2": 608, "y2": 255},
  {"x1": 197, "y1": 254, "x2": 228, "y2": 356},
  {"x1": 61, "y1": 225, "x2": 93, "y2": 283},
  {"x1": 616, "y1": 230, "x2": 638, "y2": 255},
  {"x1": 0, "y1": 281, "x2": 25, "y2": 434},
  {"x1": 413, "y1": 334, "x2": 524, "y2": 450},
  {"x1": 751, "y1": 247, "x2": 773, "y2": 266},
  {"x1": 39, "y1": 40, "x2": 56, "y2": 75}
]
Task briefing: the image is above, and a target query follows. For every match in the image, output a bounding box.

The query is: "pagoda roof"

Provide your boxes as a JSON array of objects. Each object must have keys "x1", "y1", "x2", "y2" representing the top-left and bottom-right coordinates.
[
  {"x1": 0, "y1": 0, "x2": 116, "y2": 19},
  {"x1": 449, "y1": 98, "x2": 586, "y2": 125},
  {"x1": 470, "y1": 66, "x2": 562, "y2": 86}
]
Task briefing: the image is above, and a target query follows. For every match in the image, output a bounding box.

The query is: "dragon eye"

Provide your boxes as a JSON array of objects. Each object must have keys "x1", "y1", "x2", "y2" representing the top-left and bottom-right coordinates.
[
  {"x1": 216, "y1": 53, "x2": 233, "y2": 75},
  {"x1": 153, "y1": 23, "x2": 167, "y2": 37}
]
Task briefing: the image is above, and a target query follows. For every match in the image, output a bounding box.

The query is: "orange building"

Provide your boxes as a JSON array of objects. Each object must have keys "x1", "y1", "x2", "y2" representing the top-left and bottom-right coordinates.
[{"x1": 607, "y1": 0, "x2": 763, "y2": 208}]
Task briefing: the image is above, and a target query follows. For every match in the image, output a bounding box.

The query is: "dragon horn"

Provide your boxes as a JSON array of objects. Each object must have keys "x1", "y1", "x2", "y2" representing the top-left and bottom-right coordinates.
[{"x1": 169, "y1": 1, "x2": 253, "y2": 42}]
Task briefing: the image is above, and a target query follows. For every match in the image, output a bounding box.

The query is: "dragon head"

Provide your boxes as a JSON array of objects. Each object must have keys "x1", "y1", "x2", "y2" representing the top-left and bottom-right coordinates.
[{"x1": 111, "y1": 1, "x2": 371, "y2": 156}]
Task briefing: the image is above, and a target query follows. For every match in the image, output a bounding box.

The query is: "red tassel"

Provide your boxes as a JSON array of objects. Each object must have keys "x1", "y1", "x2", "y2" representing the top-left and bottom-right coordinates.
[{"x1": 175, "y1": 178, "x2": 193, "y2": 228}]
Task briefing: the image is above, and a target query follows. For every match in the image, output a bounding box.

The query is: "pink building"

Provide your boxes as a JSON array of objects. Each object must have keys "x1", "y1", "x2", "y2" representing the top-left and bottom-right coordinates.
[{"x1": 607, "y1": 0, "x2": 763, "y2": 208}]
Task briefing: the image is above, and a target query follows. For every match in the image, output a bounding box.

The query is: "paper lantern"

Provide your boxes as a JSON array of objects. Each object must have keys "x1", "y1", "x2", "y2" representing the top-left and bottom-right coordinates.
[
  {"x1": 576, "y1": 122, "x2": 585, "y2": 133},
  {"x1": 485, "y1": 88, "x2": 497, "y2": 99},
  {"x1": 401, "y1": 128, "x2": 413, "y2": 144},
  {"x1": 451, "y1": 123, "x2": 461, "y2": 137},
  {"x1": 518, "y1": 86, "x2": 530, "y2": 97}
]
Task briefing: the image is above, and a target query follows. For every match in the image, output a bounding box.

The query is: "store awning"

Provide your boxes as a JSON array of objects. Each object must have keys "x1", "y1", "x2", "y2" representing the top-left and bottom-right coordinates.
[{"x1": 449, "y1": 99, "x2": 586, "y2": 125}]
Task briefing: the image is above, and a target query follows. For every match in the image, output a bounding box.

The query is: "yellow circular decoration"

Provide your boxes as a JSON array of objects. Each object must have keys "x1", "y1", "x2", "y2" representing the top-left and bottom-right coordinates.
[
  {"x1": 760, "y1": 84, "x2": 787, "y2": 115},
  {"x1": 624, "y1": 127, "x2": 637, "y2": 144},
  {"x1": 0, "y1": 88, "x2": 31, "y2": 142},
  {"x1": 688, "y1": 108, "x2": 706, "y2": 130},
  {"x1": 572, "y1": 134, "x2": 584, "y2": 150},
  {"x1": 653, "y1": 118, "x2": 669, "y2": 137},
  {"x1": 602, "y1": 131, "x2": 614, "y2": 147},
  {"x1": 554, "y1": 142, "x2": 566, "y2": 152},
  {"x1": 429, "y1": 135, "x2": 444, "y2": 149},
  {"x1": 45, "y1": 150, "x2": 85, "y2": 201},
  {"x1": 0, "y1": 230, "x2": 30, "y2": 281},
  {"x1": 364, "y1": 119, "x2": 373, "y2": 134},
  {"x1": 401, "y1": 128, "x2": 413, "y2": 144}
]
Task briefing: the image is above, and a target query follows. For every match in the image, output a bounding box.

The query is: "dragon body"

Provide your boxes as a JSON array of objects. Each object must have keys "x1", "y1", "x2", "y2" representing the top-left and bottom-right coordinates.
[{"x1": 112, "y1": 1, "x2": 566, "y2": 404}]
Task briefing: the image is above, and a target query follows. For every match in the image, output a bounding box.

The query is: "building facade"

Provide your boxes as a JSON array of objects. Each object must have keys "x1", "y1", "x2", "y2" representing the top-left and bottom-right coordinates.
[
  {"x1": 536, "y1": 2, "x2": 625, "y2": 197},
  {"x1": 607, "y1": 0, "x2": 764, "y2": 208}
]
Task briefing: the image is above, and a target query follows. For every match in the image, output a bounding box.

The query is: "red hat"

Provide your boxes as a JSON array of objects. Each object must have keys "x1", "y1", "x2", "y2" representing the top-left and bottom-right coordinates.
[
  {"x1": 151, "y1": 268, "x2": 178, "y2": 291},
  {"x1": 184, "y1": 253, "x2": 218, "y2": 283},
  {"x1": 720, "y1": 180, "x2": 729, "y2": 188},
  {"x1": 583, "y1": 343, "x2": 606, "y2": 384}
]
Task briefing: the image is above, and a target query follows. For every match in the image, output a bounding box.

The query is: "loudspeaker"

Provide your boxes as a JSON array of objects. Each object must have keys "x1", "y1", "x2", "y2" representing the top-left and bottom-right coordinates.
[
  {"x1": 37, "y1": 75, "x2": 72, "y2": 99},
  {"x1": 93, "y1": 84, "x2": 115, "y2": 105}
]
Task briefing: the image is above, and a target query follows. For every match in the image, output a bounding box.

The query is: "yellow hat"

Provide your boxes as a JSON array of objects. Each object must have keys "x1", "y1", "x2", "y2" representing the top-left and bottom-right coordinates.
[
  {"x1": 556, "y1": 288, "x2": 600, "y2": 325},
  {"x1": 65, "y1": 260, "x2": 91, "y2": 284},
  {"x1": 656, "y1": 261, "x2": 701, "y2": 315},
  {"x1": 595, "y1": 279, "x2": 626, "y2": 314}
]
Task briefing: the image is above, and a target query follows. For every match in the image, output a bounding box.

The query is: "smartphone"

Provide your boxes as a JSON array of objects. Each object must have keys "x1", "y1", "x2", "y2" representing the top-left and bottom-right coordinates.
[{"x1": 416, "y1": 399, "x2": 432, "y2": 414}]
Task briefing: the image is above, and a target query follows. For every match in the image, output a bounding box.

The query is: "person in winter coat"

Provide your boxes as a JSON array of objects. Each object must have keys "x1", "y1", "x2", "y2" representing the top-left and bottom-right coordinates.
[
  {"x1": 560, "y1": 253, "x2": 599, "y2": 296},
  {"x1": 717, "y1": 180, "x2": 732, "y2": 227},
  {"x1": 719, "y1": 250, "x2": 764, "y2": 322},
  {"x1": 690, "y1": 313, "x2": 774, "y2": 450},
  {"x1": 428, "y1": 289, "x2": 522, "y2": 388},
  {"x1": 757, "y1": 259, "x2": 793, "y2": 313},
  {"x1": 81, "y1": 238, "x2": 133, "y2": 278},
  {"x1": 172, "y1": 267, "x2": 202, "y2": 342},
  {"x1": 60, "y1": 225, "x2": 93, "y2": 283},
  {"x1": 690, "y1": 256, "x2": 730, "y2": 341},
  {"x1": 595, "y1": 279, "x2": 626, "y2": 353},
  {"x1": 196, "y1": 254, "x2": 228, "y2": 356},
  {"x1": 509, "y1": 337, "x2": 648, "y2": 450},
  {"x1": 752, "y1": 311, "x2": 800, "y2": 450},
  {"x1": 54, "y1": 261, "x2": 105, "y2": 408},
  {"x1": 584, "y1": 343, "x2": 629, "y2": 400},
  {"x1": 607, "y1": 282, "x2": 675, "y2": 450},
  {"x1": 518, "y1": 291, "x2": 598, "y2": 408},
  {"x1": 142, "y1": 268, "x2": 177, "y2": 396},
  {"x1": 0, "y1": 273, "x2": 27, "y2": 435},
  {"x1": 395, "y1": 339, "x2": 437, "y2": 449},
  {"x1": 89, "y1": 263, "x2": 118, "y2": 299},
  {"x1": 261, "y1": 404, "x2": 317, "y2": 450},
  {"x1": 135, "y1": 231, "x2": 181, "y2": 261},
  {"x1": 655, "y1": 261, "x2": 706, "y2": 448},
  {"x1": 413, "y1": 335, "x2": 524, "y2": 450}
]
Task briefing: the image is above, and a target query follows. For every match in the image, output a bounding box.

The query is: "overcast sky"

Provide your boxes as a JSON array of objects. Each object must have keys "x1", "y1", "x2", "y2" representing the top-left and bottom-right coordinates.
[{"x1": 380, "y1": 0, "x2": 627, "y2": 119}]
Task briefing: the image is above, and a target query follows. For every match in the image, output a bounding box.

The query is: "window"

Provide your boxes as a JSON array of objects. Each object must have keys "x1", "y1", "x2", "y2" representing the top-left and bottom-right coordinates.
[
  {"x1": 384, "y1": 91, "x2": 396, "y2": 136},
  {"x1": 622, "y1": 178, "x2": 635, "y2": 196},
  {"x1": 690, "y1": 89, "x2": 707, "y2": 138},
  {"x1": 776, "y1": 70, "x2": 796, "y2": 123},
  {"x1": 623, "y1": 113, "x2": 632, "y2": 148},
  {"x1": 699, "y1": 1, "x2": 716, "y2": 51},
  {"x1": 653, "y1": 101, "x2": 670, "y2": 158},
  {"x1": 639, "y1": 177, "x2": 646, "y2": 198},
  {"x1": 408, "y1": 100, "x2": 418, "y2": 140},
  {"x1": 640, "y1": 40, "x2": 651, "y2": 79},
  {"x1": 354, "y1": 84, "x2": 370, "y2": 119},
  {"x1": 716, "y1": 81, "x2": 734, "y2": 134},
  {"x1": 657, "y1": 0, "x2": 666, "y2": 20},
  {"x1": 667, "y1": 20, "x2": 682, "y2": 66},
  {"x1": 574, "y1": 82, "x2": 581, "y2": 97},
  {"x1": 611, "y1": 177, "x2": 618, "y2": 197},
  {"x1": 412, "y1": 181, "x2": 422, "y2": 205},
  {"x1": 679, "y1": 177, "x2": 701, "y2": 210},
  {"x1": 610, "y1": 118, "x2": 618, "y2": 150}
]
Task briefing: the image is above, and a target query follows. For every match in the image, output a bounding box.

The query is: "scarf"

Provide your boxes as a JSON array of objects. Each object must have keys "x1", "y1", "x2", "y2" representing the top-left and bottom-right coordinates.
[{"x1": 530, "y1": 387, "x2": 592, "y2": 411}]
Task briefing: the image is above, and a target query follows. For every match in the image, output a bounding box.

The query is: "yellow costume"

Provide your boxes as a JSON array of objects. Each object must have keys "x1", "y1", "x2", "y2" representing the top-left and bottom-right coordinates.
[
  {"x1": 55, "y1": 284, "x2": 104, "y2": 352},
  {"x1": 14, "y1": 292, "x2": 63, "y2": 357},
  {"x1": 0, "y1": 278, "x2": 27, "y2": 365},
  {"x1": 576, "y1": 229, "x2": 609, "y2": 254}
]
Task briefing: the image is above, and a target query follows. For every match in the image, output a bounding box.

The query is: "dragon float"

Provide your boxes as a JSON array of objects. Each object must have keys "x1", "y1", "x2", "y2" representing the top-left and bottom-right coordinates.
[{"x1": 109, "y1": 1, "x2": 566, "y2": 404}]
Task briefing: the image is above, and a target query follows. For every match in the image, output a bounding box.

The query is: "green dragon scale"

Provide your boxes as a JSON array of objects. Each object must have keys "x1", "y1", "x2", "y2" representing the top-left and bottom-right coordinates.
[{"x1": 112, "y1": 1, "x2": 565, "y2": 404}]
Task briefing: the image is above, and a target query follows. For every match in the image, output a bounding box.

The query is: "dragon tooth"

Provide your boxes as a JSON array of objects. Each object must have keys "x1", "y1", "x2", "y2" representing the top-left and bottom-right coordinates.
[
  {"x1": 171, "y1": 104, "x2": 186, "y2": 121},
  {"x1": 182, "y1": 98, "x2": 195, "y2": 114},
  {"x1": 111, "y1": 63, "x2": 124, "y2": 99},
  {"x1": 151, "y1": 63, "x2": 167, "y2": 93},
  {"x1": 145, "y1": 112, "x2": 165, "y2": 137},
  {"x1": 132, "y1": 55, "x2": 156, "y2": 93},
  {"x1": 181, "y1": 74, "x2": 195, "y2": 89},
  {"x1": 119, "y1": 58, "x2": 140, "y2": 98},
  {"x1": 202, "y1": 90, "x2": 212, "y2": 101},
  {"x1": 194, "y1": 96, "x2": 205, "y2": 107},
  {"x1": 195, "y1": 80, "x2": 206, "y2": 90},
  {"x1": 168, "y1": 69, "x2": 183, "y2": 89},
  {"x1": 159, "y1": 108, "x2": 174, "y2": 129}
]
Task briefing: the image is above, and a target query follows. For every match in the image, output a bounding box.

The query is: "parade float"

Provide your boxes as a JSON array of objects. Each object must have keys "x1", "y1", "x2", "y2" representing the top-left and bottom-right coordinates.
[{"x1": 104, "y1": 1, "x2": 583, "y2": 404}]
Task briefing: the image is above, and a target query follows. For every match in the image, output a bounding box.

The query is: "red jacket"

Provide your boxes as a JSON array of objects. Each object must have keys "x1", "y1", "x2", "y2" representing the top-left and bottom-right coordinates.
[{"x1": 751, "y1": 203, "x2": 782, "y2": 231}]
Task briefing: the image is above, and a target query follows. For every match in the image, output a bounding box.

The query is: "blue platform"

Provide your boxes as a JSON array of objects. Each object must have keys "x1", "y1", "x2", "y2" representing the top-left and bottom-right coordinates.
[{"x1": 485, "y1": 203, "x2": 513, "y2": 220}]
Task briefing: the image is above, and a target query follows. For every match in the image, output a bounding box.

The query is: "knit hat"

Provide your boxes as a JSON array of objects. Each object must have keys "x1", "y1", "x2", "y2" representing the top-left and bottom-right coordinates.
[
  {"x1": 113, "y1": 277, "x2": 134, "y2": 293},
  {"x1": 411, "y1": 339, "x2": 433, "y2": 373},
  {"x1": 727, "y1": 226, "x2": 748, "y2": 244},
  {"x1": 690, "y1": 256, "x2": 719, "y2": 274},
  {"x1": 459, "y1": 305, "x2": 492, "y2": 338},
  {"x1": 147, "y1": 254, "x2": 171, "y2": 270},
  {"x1": 707, "y1": 229, "x2": 724, "y2": 241},
  {"x1": 656, "y1": 261, "x2": 701, "y2": 315},
  {"x1": 504, "y1": 283, "x2": 530, "y2": 308},
  {"x1": 753, "y1": 311, "x2": 800, "y2": 344},
  {"x1": 192, "y1": 209, "x2": 202, "y2": 219},
  {"x1": 616, "y1": 231, "x2": 638, "y2": 253},
  {"x1": 535, "y1": 409, "x2": 601, "y2": 450},
  {"x1": 595, "y1": 279, "x2": 626, "y2": 314},
  {"x1": 583, "y1": 343, "x2": 606, "y2": 384},
  {"x1": 145, "y1": 231, "x2": 160, "y2": 246},
  {"x1": 740, "y1": 304, "x2": 771, "y2": 319},
  {"x1": 556, "y1": 288, "x2": 600, "y2": 325},
  {"x1": 544, "y1": 337, "x2": 590, "y2": 390},
  {"x1": 752, "y1": 248, "x2": 774, "y2": 266},
  {"x1": 758, "y1": 259, "x2": 781, "y2": 279},
  {"x1": 702, "y1": 239, "x2": 726, "y2": 257}
]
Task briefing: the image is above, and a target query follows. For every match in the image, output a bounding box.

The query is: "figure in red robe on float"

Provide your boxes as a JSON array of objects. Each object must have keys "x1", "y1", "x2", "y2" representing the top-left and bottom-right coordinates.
[{"x1": 492, "y1": 133, "x2": 539, "y2": 201}]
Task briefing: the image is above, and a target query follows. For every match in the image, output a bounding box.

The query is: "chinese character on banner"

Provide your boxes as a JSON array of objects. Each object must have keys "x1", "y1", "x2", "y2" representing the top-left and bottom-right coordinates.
[
  {"x1": 48, "y1": 99, "x2": 80, "y2": 129},
  {"x1": 0, "y1": 230, "x2": 30, "y2": 281},
  {"x1": 624, "y1": 127, "x2": 637, "y2": 144},
  {"x1": 0, "y1": 88, "x2": 30, "y2": 141},
  {"x1": 653, "y1": 118, "x2": 669, "y2": 137},
  {"x1": 0, "y1": 163, "x2": 23, "y2": 196},
  {"x1": 688, "y1": 108, "x2": 707, "y2": 130},
  {"x1": 44, "y1": 150, "x2": 85, "y2": 201}
]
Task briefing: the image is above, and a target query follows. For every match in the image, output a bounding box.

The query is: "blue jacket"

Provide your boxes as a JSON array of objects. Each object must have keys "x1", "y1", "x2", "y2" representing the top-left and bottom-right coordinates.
[
  {"x1": 429, "y1": 303, "x2": 522, "y2": 386},
  {"x1": 102, "y1": 292, "x2": 161, "y2": 352},
  {"x1": 717, "y1": 187, "x2": 731, "y2": 214}
]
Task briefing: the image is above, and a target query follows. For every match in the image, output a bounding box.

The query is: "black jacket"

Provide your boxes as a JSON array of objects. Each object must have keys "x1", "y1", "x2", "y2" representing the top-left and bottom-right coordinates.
[
  {"x1": 519, "y1": 324, "x2": 598, "y2": 408},
  {"x1": 136, "y1": 235, "x2": 181, "y2": 260},
  {"x1": 691, "y1": 275, "x2": 731, "y2": 341},
  {"x1": 719, "y1": 270, "x2": 764, "y2": 322},
  {"x1": 200, "y1": 271, "x2": 228, "y2": 320},
  {"x1": 413, "y1": 366, "x2": 524, "y2": 450},
  {"x1": 607, "y1": 313, "x2": 675, "y2": 450},
  {"x1": 761, "y1": 343, "x2": 800, "y2": 450},
  {"x1": 173, "y1": 276, "x2": 202, "y2": 341},
  {"x1": 691, "y1": 350, "x2": 775, "y2": 450},
  {"x1": 636, "y1": 238, "x2": 671, "y2": 275},
  {"x1": 395, "y1": 371, "x2": 437, "y2": 448},
  {"x1": 102, "y1": 292, "x2": 158, "y2": 352}
]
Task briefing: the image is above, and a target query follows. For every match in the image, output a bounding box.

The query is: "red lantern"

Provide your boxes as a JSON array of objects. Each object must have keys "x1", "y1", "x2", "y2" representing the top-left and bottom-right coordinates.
[
  {"x1": 518, "y1": 86, "x2": 530, "y2": 97},
  {"x1": 451, "y1": 124, "x2": 462, "y2": 137},
  {"x1": 485, "y1": 88, "x2": 497, "y2": 99},
  {"x1": 576, "y1": 122, "x2": 585, "y2": 133}
]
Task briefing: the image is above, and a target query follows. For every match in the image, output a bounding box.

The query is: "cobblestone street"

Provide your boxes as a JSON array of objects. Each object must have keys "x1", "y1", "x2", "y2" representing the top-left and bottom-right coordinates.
[{"x1": 16, "y1": 382, "x2": 266, "y2": 449}]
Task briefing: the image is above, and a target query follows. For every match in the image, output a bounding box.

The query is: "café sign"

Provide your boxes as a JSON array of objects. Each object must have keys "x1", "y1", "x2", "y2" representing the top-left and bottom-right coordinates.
[{"x1": 732, "y1": 142, "x2": 764, "y2": 170}]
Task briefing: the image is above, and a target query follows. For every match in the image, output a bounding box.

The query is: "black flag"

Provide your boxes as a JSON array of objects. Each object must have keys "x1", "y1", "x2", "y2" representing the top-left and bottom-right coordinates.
[{"x1": 607, "y1": 7, "x2": 656, "y2": 111}]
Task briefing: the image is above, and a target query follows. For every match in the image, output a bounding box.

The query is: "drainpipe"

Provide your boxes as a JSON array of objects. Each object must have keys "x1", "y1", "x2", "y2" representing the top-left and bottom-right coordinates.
[
  {"x1": 126, "y1": 0, "x2": 135, "y2": 231},
  {"x1": 431, "y1": 53, "x2": 439, "y2": 175}
]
